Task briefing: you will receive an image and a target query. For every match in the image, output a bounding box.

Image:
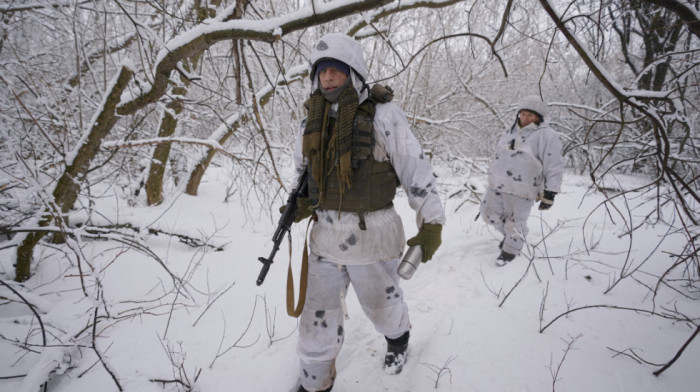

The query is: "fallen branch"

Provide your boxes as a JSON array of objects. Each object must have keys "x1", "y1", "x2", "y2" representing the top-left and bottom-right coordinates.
[
  {"x1": 540, "y1": 304, "x2": 694, "y2": 333},
  {"x1": 0, "y1": 279, "x2": 46, "y2": 346},
  {"x1": 653, "y1": 323, "x2": 700, "y2": 377}
]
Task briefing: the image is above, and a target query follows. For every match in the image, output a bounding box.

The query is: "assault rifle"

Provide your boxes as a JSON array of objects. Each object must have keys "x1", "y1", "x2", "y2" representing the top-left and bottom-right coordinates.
[{"x1": 256, "y1": 168, "x2": 309, "y2": 286}]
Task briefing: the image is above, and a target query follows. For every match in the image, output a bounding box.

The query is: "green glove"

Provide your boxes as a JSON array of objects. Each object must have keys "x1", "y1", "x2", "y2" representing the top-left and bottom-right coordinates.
[
  {"x1": 279, "y1": 197, "x2": 313, "y2": 223},
  {"x1": 406, "y1": 223, "x2": 442, "y2": 263}
]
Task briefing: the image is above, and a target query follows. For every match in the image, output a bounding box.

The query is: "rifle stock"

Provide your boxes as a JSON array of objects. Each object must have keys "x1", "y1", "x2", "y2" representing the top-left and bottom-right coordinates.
[{"x1": 256, "y1": 169, "x2": 309, "y2": 286}]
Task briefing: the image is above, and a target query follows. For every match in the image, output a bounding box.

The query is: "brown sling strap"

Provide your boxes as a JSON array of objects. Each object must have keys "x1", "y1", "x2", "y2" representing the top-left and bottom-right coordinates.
[{"x1": 286, "y1": 220, "x2": 312, "y2": 317}]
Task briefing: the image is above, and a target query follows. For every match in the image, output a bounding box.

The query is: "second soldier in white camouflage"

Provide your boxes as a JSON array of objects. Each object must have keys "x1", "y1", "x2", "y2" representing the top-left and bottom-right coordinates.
[{"x1": 480, "y1": 95, "x2": 564, "y2": 266}]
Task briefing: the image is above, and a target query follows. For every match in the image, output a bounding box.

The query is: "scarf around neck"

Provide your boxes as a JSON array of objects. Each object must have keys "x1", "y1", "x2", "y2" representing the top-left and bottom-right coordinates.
[{"x1": 302, "y1": 84, "x2": 359, "y2": 199}]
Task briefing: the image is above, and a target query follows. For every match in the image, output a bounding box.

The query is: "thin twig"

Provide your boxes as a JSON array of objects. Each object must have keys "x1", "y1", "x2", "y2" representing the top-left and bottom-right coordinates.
[
  {"x1": 550, "y1": 334, "x2": 582, "y2": 392},
  {"x1": 92, "y1": 289, "x2": 123, "y2": 391},
  {"x1": 499, "y1": 258, "x2": 535, "y2": 307},
  {"x1": 420, "y1": 355, "x2": 457, "y2": 388},
  {"x1": 193, "y1": 282, "x2": 236, "y2": 327},
  {"x1": 210, "y1": 298, "x2": 261, "y2": 368}
]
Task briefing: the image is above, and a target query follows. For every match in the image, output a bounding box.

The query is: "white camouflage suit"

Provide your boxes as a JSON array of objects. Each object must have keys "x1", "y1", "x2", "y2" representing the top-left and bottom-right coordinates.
[
  {"x1": 291, "y1": 33, "x2": 446, "y2": 392},
  {"x1": 480, "y1": 99, "x2": 564, "y2": 256}
]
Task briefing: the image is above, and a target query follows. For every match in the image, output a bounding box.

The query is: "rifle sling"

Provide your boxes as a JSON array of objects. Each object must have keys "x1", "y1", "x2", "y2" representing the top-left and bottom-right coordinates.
[{"x1": 286, "y1": 219, "x2": 312, "y2": 317}]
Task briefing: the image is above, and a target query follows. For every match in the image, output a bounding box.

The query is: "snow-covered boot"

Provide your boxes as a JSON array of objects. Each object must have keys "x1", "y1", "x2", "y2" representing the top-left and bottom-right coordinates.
[
  {"x1": 384, "y1": 331, "x2": 410, "y2": 375},
  {"x1": 495, "y1": 250, "x2": 516, "y2": 266}
]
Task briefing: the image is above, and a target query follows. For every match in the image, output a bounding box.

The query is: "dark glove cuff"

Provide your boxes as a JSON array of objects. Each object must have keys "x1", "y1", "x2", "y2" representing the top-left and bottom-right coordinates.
[{"x1": 543, "y1": 190, "x2": 557, "y2": 201}]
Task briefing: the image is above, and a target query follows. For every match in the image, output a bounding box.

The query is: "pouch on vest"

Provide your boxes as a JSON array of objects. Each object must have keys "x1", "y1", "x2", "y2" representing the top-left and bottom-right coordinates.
[{"x1": 370, "y1": 84, "x2": 394, "y2": 103}]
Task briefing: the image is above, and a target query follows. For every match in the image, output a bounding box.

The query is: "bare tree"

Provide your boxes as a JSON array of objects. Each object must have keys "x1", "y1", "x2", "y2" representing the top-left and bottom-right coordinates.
[
  {"x1": 1, "y1": 1, "x2": 698, "y2": 386},
  {"x1": 6, "y1": 0, "x2": 449, "y2": 281},
  {"x1": 536, "y1": 0, "x2": 699, "y2": 375}
]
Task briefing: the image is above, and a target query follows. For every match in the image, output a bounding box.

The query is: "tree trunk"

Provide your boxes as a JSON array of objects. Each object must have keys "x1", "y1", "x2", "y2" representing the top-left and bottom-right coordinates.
[
  {"x1": 185, "y1": 120, "x2": 239, "y2": 196},
  {"x1": 145, "y1": 86, "x2": 184, "y2": 205},
  {"x1": 144, "y1": 0, "x2": 220, "y2": 204},
  {"x1": 14, "y1": 66, "x2": 133, "y2": 282},
  {"x1": 183, "y1": 1, "x2": 245, "y2": 197}
]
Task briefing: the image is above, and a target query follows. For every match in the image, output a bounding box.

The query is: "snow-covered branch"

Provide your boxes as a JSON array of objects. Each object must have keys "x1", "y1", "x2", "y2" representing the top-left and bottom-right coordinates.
[{"x1": 116, "y1": 0, "x2": 392, "y2": 115}]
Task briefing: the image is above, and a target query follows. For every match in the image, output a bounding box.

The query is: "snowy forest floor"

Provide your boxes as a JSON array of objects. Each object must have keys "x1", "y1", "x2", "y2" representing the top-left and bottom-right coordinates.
[{"x1": 1, "y1": 166, "x2": 698, "y2": 392}]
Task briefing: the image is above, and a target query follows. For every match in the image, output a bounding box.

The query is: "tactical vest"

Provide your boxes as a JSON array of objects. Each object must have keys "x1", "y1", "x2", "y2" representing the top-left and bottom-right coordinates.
[{"x1": 307, "y1": 87, "x2": 400, "y2": 213}]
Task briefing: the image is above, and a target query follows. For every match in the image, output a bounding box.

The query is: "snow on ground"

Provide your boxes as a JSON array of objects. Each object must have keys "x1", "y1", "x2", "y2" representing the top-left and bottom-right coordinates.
[{"x1": 1, "y1": 167, "x2": 698, "y2": 392}]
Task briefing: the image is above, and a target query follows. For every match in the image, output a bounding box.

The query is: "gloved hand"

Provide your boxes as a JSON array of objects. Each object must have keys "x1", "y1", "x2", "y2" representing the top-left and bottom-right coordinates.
[
  {"x1": 279, "y1": 197, "x2": 313, "y2": 223},
  {"x1": 406, "y1": 223, "x2": 442, "y2": 263},
  {"x1": 538, "y1": 190, "x2": 556, "y2": 210}
]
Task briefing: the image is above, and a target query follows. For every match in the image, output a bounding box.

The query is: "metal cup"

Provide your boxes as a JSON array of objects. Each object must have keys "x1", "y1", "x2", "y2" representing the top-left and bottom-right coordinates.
[{"x1": 397, "y1": 245, "x2": 423, "y2": 280}]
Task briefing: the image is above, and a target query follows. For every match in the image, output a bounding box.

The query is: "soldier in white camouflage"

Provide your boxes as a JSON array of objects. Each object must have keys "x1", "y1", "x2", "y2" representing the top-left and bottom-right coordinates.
[
  {"x1": 480, "y1": 95, "x2": 564, "y2": 266},
  {"x1": 289, "y1": 33, "x2": 446, "y2": 392}
]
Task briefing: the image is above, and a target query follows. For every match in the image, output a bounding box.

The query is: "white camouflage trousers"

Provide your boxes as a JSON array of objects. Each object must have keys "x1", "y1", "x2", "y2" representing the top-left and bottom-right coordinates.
[
  {"x1": 297, "y1": 252, "x2": 410, "y2": 392},
  {"x1": 480, "y1": 187, "x2": 535, "y2": 255}
]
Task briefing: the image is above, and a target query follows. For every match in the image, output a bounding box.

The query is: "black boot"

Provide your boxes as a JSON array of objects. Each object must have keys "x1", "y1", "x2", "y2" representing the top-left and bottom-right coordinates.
[
  {"x1": 297, "y1": 385, "x2": 332, "y2": 392},
  {"x1": 384, "y1": 331, "x2": 409, "y2": 375},
  {"x1": 495, "y1": 250, "x2": 516, "y2": 266}
]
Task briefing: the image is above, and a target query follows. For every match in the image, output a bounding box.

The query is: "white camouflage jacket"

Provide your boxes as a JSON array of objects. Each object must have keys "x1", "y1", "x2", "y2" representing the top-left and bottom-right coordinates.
[
  {"x1": 291, "y1": 100, "x2": 446, "y2": 265},
  {"x1": 290, "y1": 33, "x2": 445, "y2": 265},
  {"x1": 487, "y1": 121, "x2": 564, "y2": 200}
]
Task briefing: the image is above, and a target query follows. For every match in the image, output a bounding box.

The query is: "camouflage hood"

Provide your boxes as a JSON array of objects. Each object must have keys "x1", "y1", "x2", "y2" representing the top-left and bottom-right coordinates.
[{"x1": 309, "y1": 33, "x2": 369, "y2": 101}]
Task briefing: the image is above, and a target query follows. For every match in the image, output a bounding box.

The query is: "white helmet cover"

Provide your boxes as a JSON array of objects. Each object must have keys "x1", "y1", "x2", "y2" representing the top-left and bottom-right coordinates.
[
  {"x1": 309, "y1": 33, "x2": 368, "y2": 82},
  {"x1": 517, "y1": 95, "x2": 548, "y2": 119}
]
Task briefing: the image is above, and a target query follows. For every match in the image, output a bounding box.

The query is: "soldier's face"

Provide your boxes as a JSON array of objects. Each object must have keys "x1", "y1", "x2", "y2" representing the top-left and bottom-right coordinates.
[
  {"x1": 319, "y1": 67, "x2": 348, "y2": 91},
  {"x1": 519, "y1": 110, "x2": 539, "y2": 127}
]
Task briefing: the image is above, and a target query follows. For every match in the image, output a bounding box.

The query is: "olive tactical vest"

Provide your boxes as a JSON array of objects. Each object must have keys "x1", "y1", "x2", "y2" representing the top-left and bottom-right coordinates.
[{"x1": 307, "y1": 87, "x2": 400, "y2": 213}]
